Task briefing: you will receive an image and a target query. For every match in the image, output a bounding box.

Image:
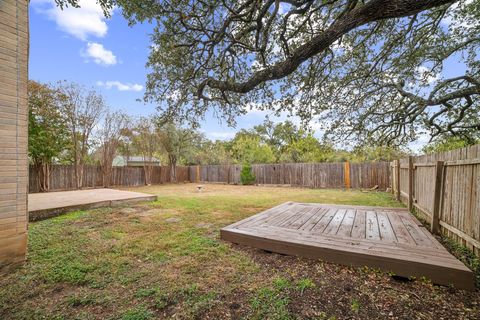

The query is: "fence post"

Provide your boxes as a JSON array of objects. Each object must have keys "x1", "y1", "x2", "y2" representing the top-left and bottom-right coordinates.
[
  {"x1": 389, "y1": 162, "x2": 393, "y2": 194},
  {"x1": 196, "y1": 165, "x2": 200, "y2": 183},
  {"x1": 408, "y1": 156, "x2": 414, "y2": 211},
  {"x1": 395, "y1": 159, "x2": 401, "y2": 201},
  {"x1": 431, "y1": 160, "x2": 444, "y2": 235},
  {"x1": 344, "y1": 161, "x2": 351, "y2": 189}
]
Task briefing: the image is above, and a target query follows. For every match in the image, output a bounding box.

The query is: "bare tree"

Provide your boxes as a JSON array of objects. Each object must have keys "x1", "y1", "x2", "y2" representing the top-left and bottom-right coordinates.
[
  {"x1": 97, "y1": 110, "x2": 129, "y2": 187},
  {"x1": 58, "y1": 82, "x2": 106, "y2": 189},
  {"x1": 132, "y1": 118, "x2": 159, "y2": 185},
  {"x1": 156, "y1": 122, "x2": 200, "y2": 182}
]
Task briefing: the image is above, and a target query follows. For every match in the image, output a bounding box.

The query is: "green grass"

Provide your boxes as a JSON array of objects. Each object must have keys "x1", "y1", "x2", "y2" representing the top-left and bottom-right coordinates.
[
  {"x1": 295, "y1": 278, "x2": 315, "y2": 295},
  {"x1": 250, "y1": 286, "x2": 291, "y2": 320},
  {"x1": 65, "y1": 293, "x2": 98, "y2": 307},
  {"x1": 121, "y1": 305, "x2": 154, "y2": 320},
  {"x1": 351, "y1": 298, "x2": 361, "y2": 313},
  {"x1": 9, "y1": 184, "x2": 475, "y2": 320}
]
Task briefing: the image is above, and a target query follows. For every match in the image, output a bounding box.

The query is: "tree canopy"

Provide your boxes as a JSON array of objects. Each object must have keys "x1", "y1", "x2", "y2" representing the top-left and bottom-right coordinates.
[
  {"x1": 138, "y1": 0, "x2": 478, "y2": 145},
  {"x1": 28, "y1": 80, "x2": 70, "y2": 166},
  {"x1": 54, "y1": 0, "x2": 479, "y2": 146},
  {"x1": 230, "y1": 135, "x2": 277, "y2": 164}
]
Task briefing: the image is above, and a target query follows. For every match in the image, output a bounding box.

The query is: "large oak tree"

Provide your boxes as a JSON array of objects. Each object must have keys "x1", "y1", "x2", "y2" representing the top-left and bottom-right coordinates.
[{"x1": 56, "y1": 0, "x2": 479, "y2": 144}]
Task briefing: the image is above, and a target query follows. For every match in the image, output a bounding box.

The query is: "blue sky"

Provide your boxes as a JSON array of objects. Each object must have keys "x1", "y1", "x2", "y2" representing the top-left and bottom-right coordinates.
[{"x1": 29, "y1": 0, "x2": 274, "y2": 141}]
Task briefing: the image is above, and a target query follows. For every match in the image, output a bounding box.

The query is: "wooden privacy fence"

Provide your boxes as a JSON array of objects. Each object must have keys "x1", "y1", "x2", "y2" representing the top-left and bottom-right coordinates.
[
  {"x1": 29, "y1": 165, "x2": 190, "y2": 193},
  {"x1": 31, "y1": 161, "x2": 389, "y2": 193},
  {"x1": 391, "y1": 144, "x2": 480, "y2": 256},
  {"x1": 189, "y1": 162, "x2": 391, "y2": 190}
]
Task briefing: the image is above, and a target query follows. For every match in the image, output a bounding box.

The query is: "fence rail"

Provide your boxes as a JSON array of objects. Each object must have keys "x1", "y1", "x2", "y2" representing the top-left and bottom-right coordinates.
[
  {"x1": 189, "y1": 162, "x2": 391, "y2": 190},
  {"x1": 391, "y1": 144, "x2": 480, "y2": 256}
]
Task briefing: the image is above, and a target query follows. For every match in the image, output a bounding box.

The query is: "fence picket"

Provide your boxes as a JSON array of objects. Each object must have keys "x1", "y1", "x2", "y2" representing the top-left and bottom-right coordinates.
[
  {"x1": 391, "y1": 144, "x2": 480, "y2": 256},
  {"x1": 29, "y1": 165, "x2": 190, "y2": 193}
]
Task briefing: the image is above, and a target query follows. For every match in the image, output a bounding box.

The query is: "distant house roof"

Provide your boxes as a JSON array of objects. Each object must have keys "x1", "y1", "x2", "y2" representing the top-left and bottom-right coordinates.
[
  {"x1": 126, "y1": 156, "x2": 160, "y2": 163},
  {"x1": 113, "y1": 155, "x2": 161, "y2": 167}
]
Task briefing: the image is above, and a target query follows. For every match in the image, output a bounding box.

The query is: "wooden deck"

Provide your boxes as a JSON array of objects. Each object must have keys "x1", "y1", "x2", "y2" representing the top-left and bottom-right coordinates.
[{"x1": 221, "y1": 202, "x2": 475, "y2": 290}]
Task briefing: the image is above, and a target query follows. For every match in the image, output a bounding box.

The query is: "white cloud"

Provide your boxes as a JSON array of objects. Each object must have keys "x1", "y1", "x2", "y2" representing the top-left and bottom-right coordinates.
[
  {"x1": 205, "y1": 131, "x2": 236, "y2": 140},
  {"x1": 244, "y1": 102, "x2": 270, "y2": 116},
  {"x1": 83, "y1": 42, "x2": 117, "y2": 65},
  {"x1": 278, "y1": 3, "x2": 291, "y2": 15},
  {"x1": 407, "y1": 132, "x2": 431, "y2": 153},
  {"x1": 415, "y1": 66, "x2": 439, "y2": 84},
  {"x1": 330, "y1": 39, "x2": 353, "y2": 53},
  {"x1": 251, "y1": 60, "x2": 267, "y2": 72},
  {"x1": 32, "y1": 0, "x2": 111, "y2": 41},
  {"x1": 96, "y1": 81, "x2": 144, "y2": 92}
]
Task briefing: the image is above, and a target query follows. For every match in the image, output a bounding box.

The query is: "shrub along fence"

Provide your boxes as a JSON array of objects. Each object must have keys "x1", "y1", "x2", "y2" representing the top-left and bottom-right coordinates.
[
  {"x1": 188, "y1": 161, "x2": 391, "y2": 190},
  {"x1": 29, "y1": 165, "x2": 190, "y2": 193},
  {"x1": 391, "y1": 144, "x2": 480, "y2": 256}
]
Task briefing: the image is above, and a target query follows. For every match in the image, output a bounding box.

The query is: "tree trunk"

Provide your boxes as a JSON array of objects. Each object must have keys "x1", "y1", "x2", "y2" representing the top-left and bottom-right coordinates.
[
  {"x1": 35, "y1": 162, "x2": 45, "y2": 192},
  {"x1": 102, "y1": 164, "x2": 112, "y2": 188},
  {"x1": 77, "y1": 163, "x2": 84, "y2": 189},
  {"x1": 44, "y1": 163, "x2": 50, "y2": 192},
  {"x1": 169, "y1": 154, "x2": 177, "y2": 183},
  {"x1": 34, "y1": 161, "x2": 51, "y2": 192},
  {"x1": 74, "y1": 156, "x2": 79, "y2": 189},
  {"x1": 143, "y1": 164, "x2": 152, "y2": 185}
]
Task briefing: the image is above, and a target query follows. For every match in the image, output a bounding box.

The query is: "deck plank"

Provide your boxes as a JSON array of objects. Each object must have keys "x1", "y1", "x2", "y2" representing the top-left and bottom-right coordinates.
[
  {"x1": 235, "y1": 202, "x2": 293, "y2": 228},
  {"x1": 351, "y1": 210, "x2": 366, "y2": 239},
  {"x1": 311, "y1": 208, "x2": 337, "y2": 233},
  {"x1": 336, "y1": 209, "x2": 356, "y2": 237},
  {"x1": 278, "y1": 205, "x2": 314, "y2": 228},
  {"x1": 298, "y1": 208, "x2": 328, "y2": 231},
  {"x1": 238, "y1": 225, "x2": 464, "y2": 266},
  {"x1": 377, "y1": 211, "x2": 397, "y2": 242},
  {"x1": 261, "y1": 203, "x2": 302, "y2": 226},
  {"x1": 286, "y1": 207, "x2": 322, "y2": 230},
  {"x1": 386, "y1": 211, "x2": 416, "y2": 245},
  {"x1": 365, "y1": 211, "x2": 380, "y2": 241},
  {"x1": 401, "y1": 215, "x2": 435, "y2": 248},
  {"x1": 323, "y1": 209, "x2": 346, "y2": 235},
  {"x1": 220, "y1": 202, "x2": 475, "y2": 290}
]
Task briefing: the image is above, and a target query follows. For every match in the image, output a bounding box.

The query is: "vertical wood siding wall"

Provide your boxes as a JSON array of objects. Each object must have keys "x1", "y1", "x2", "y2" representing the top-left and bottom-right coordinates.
[
  {"x1": 190, "y1": 162, "x2": 391, "y2": 190},
  {"x1": 0, "y1": 0, "x2": 29, "y2": 270},
  {"x1": 391, "y1": 145, "x2": 480, "y2": 256}
]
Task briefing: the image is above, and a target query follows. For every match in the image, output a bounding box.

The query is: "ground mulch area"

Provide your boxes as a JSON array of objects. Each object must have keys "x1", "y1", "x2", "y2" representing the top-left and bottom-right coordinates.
[{"x1": 196, "y1": 244, "x2": 480, "y2": 320}]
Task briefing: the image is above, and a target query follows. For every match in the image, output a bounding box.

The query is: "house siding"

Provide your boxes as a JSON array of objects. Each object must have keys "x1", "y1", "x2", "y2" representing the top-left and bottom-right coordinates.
[{"x1": 0, "y1": 0, "x2": 29, "y2": 270}]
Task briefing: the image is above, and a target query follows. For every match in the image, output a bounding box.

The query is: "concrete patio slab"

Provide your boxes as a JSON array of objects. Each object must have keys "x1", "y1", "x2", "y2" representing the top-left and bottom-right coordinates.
[{"x1": 28, "y1": 189, "x2": 157, "y2": 221}]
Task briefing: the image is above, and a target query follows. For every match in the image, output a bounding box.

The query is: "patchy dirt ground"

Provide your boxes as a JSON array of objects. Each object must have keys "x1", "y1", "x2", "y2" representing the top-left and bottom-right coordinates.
[{"x1": 1, "y1": 184, "x2": 478, "y2": 319}]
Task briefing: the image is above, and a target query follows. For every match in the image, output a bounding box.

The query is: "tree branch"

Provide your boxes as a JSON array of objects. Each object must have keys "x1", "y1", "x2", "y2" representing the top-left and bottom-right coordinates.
[{"x1": 198, "y1": 0, "x2": 454, "y2": 97}]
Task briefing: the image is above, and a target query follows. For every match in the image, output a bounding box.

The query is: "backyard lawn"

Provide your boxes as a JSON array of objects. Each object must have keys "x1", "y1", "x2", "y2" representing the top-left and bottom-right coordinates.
[{"x1": 1, "y1": 184, "x2": 478, "y2": 319}]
